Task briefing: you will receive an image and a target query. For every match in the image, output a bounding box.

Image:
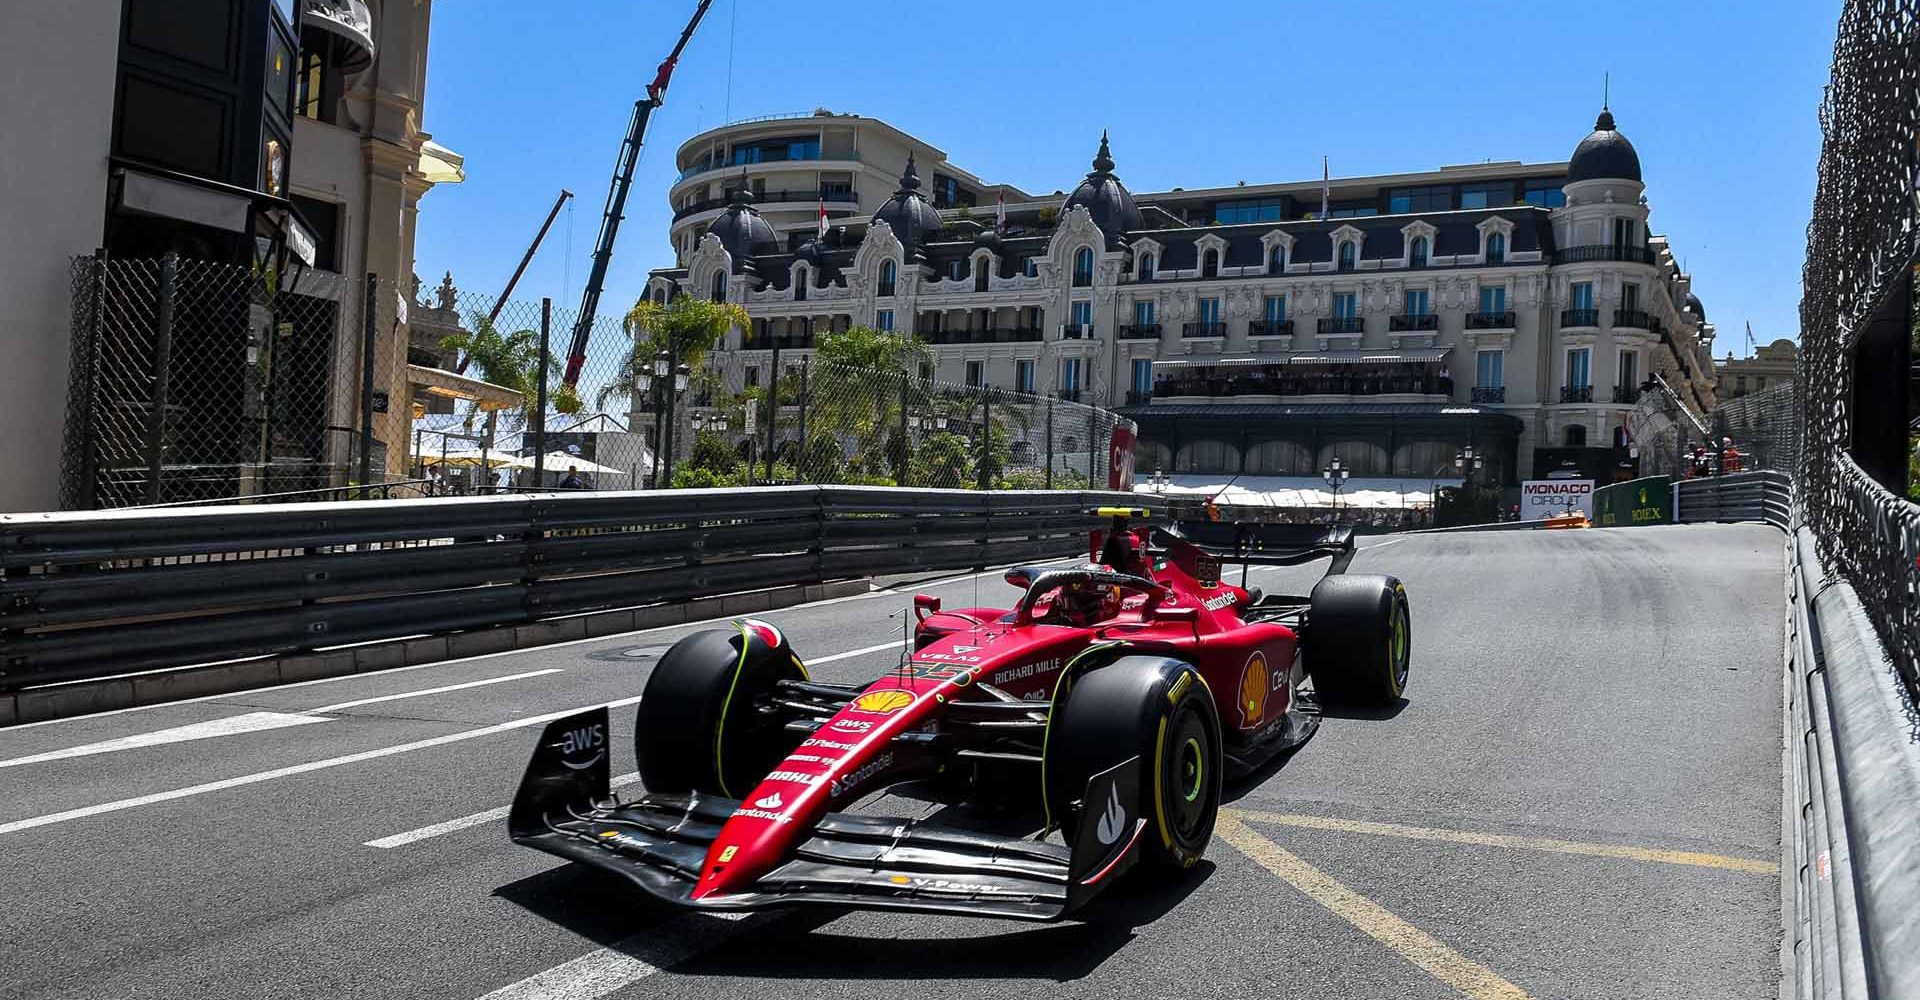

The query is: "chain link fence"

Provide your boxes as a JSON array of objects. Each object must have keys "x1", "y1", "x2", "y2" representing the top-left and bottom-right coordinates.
[{"x1": 1711, "y1": 381, "x2": 1800, "y2": 475}]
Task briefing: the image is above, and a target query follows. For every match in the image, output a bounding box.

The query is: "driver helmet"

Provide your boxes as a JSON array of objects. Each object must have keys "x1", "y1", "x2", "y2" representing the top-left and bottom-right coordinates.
[{"x1": 1056, "y1": 578, "x2": 1121, "y2": 625}]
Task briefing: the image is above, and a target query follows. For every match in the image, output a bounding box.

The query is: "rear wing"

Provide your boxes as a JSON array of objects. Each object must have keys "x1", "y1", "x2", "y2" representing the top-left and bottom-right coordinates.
[{"x1": 1157, "y1": 520, "x2": 1356, "y2": 576}]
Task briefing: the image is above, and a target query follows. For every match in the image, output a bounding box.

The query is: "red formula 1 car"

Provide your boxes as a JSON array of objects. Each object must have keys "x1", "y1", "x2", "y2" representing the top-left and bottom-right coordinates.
[{"x1": 510, "y1": 508, "x2": 1410, "y2": 921}]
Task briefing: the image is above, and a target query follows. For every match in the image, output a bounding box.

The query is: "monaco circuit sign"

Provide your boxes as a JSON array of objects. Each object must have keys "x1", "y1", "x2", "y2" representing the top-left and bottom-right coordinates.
[{"x1": 1520, "y1": 479, "x2": 1595, "y2": 521}]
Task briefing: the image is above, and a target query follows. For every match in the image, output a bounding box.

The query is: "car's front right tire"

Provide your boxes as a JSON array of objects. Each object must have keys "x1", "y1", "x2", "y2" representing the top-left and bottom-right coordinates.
[{"x1": 636, "y1": 624, "x2": 805, "y2": 797}]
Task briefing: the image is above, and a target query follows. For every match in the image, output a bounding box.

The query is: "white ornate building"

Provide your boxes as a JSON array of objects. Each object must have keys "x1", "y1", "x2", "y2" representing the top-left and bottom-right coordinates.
[{"x1": 647, "y1": 108, "x2": 1719, "y2": 484}]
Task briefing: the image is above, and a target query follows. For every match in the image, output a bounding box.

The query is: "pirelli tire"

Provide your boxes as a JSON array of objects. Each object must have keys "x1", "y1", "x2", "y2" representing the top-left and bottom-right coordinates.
[
  {"x1": 1045, "y1": 655, "x2": 1222, "y2": 872},
  {"x1": 1305, "y1": 574, "x2": 1411, "y2": 707},
  {"x1": 636, "y1": 625, "x2": 806, "y2": 798}
]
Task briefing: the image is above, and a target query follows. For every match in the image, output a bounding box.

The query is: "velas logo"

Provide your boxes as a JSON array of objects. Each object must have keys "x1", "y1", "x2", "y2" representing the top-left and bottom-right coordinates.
[
  {"x1": 1238, "y1": 651, "x2": 1269, "y2": 726},
  {"x1": 853, "y1": 690, "x2": 913, "y2": 715}
]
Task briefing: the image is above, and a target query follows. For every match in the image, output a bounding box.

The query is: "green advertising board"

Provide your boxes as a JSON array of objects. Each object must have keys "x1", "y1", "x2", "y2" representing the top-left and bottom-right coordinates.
[{"x1": 1593, "y1": 475, "x2": 1673, "y2": 527}]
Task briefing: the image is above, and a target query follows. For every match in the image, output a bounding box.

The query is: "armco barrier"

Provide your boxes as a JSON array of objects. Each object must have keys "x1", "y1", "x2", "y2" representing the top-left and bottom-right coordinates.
[
  {"x1": 1786, "y1": 528, "x2": 1920, "y2": 998},
  {"x1": 1675, "y1": 470, "x2": 1792, "y2": 530},
  {"x1": 0, "y1": 487, "x2": 1158, "y2": 691}
]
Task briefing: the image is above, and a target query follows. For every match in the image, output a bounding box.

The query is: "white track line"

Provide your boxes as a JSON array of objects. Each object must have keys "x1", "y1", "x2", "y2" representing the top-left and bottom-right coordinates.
[
  {"x1": 365, "y1": 773, "x2": 643, "y2": 849},
  {"x1": 5, "y1": 559, "x2": 1066, "y2": 733},
  {"x1": 309, "y1": 669, "x2": 563, "y2": 714},
  {"x1": 802, "y1": 641, "x2": 905, "y2": 666},
  {"x1": 476, "y1": 912, "x2": 757, "y2": 1000},
  {"x1": 0, "y1": 696, "x2": 642, "y2": 837},
  {"x1": 0, "y1": 712, "x2": 329, "y2": 771}
]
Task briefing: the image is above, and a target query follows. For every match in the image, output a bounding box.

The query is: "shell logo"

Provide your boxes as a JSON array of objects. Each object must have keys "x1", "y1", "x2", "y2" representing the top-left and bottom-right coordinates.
[
  {"x1": 853, "y1": 689, "x2": 914, "y2": 714},
  {"x1": 1238, "y1": 651, "x2": 1269, "y2": 726}
]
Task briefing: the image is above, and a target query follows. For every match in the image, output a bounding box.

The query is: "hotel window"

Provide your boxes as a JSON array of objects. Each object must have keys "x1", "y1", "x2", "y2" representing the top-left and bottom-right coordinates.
[
  {"x1": 1016, "y1": 360, "x2": 1035, "y2": 393},
  {"x1": 1198, "y1": 298, "x2": 1221, "y2": 323},
  {"x1": 965, "y1": 361, "x2": 983, "y2": 387},
  {"x1": 1214, "y1": 198, "x2": 1284, "y2": 224},
  {"x1": 1612, "y1": 217, "x2": 1638, "y2": 249},
  {"x1": 1476, "y1": 349, "x2": 1505, "y2": 388},
  {"x1": 948, "y1": 260, "x2": 966, "y2": 281},
  {"x1": 1621, "y1": 282, "x2": 1640, "y2": 312},
  {"x1": 1337, "y1": 241, "x2": 1356, "y2": 271},
  {"x1": 1061, "y1": 358, "x2": 1082, "y2": 390},
  {"x1": 794, "y1": 266, "x2": 808, "y2": 300},
  {"x1": 919, "y1": 361, "x2": 934, "y2": 381},
  {"x1": 710, "y1": 271, "x2": 727, "y2": 302},
  {"x1": 878, "y1": 260, "x2": 896, "y2": 297},
  {"x1": 1617, "y1": 349, "x2": 1638, "y2": 389},
  {"x1": 1024, "y1": 256, "x2": 1039, "y2": 277},
  {"x1": 1485, "y1": 232, "x2": 1506, "y2": 264},
  {"x1": 1139, "y1": 252, "x2": 1155, "y2": 279},
  {"x1": 1404, "y1": 289, "x2": 1430, "y2": 316},
  {"x1": 875, "y1": 309, "x2": 894, "y2": 331},
  {"x1": 1334, "y1": 292, "x2": 1358, "y2": 319},
  {"x1": 1073, "y1": 247, "x2": 1094, "y2": 287},
  {"x1": 1268, "y1": 244, "x2": 1286, "y2": 272},
  {"x1": 1071, "y1": 300, "x2": 1093, "y2": 327},
  {"x1": 1132, "y1": 358, "x2": 1153, "y2": 393},
  {"x1": 1478, "y1": 285, "x2": 1506, "y2": 313},
  {"x1": 1134, "y1": 300, "x2": 1156, "y2": 325},
  {"x1": 1523, "y1": 178, "x2": 1567, "y2": 208},
  {"x1": 1571, "y1": 281, "x2": 1594, "y2": 311},
  {"x1": 1202, "y1": 250, "x2": 1220, "y2": 278},
  {"x1": 1459, "y1": 182, "x2": 1512, "y2": 210},
  {"x1": 1566, "y1": 347, "x2": 1592, "y2": 389},
  {"x1": 745, "y1": 366, "x2": 760, "y2": 388},
  {"x1": 296, "y1": 42, "x2": 344, "y2": 125},
  {"x1": 1565, "y1": 424, "x2": 1588, "y2": 447},
  {"x1": 1264, "y1": 295, "x2": 1287, "y2": 322},
  {"x1": 1388, "y1": 185, "x2": 1452, "y2": 214},
  {"x1": 1408, "y1": 235, "x2": 1428, "y2": 269}
]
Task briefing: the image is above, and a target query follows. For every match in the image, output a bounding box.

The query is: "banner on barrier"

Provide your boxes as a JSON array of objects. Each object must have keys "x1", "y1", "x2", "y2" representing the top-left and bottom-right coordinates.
[
  {"x1": 1594, "y1": 476, "x2": 1673, "y2": 526},
  {"x1": 1520, "y1": 479, "x2": 1594, "y2": 521}
]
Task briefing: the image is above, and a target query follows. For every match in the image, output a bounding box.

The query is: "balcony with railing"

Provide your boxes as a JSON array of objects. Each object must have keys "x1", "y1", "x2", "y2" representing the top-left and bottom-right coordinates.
[
  {"x1": 1389, "y1": 313, "x2": 1438, "y2": 332},
  {"x1": 741, "y1": 331, "x2": 815, "y2": 351},
  {"x1": 1060, "y1": 323, "x2": 1090, "y2": 340},
  {"x1": 1612, "y1": 385, "x2": 1642, "y2": 404},
  {"x1": 1471, "y1": 386, "x2": 1507, "y2": 403},
  {"x1": 1248, "y1": 319, "x2": 1294, "y2": 337},
  {"x1": 1560, "y1": 308, "x2": 1599, "y2": 327},
  {"x1": 1317, "y1": 316, "x2": 1365, "y2": 335},
  {"x1": 1466, "y1": 310, "x2": 1516, "y2": 330},
  {"x1": 1613, "y1": 308, "x2": 1652, "y2": 330},
  {"x1": 917, "y1": 327, "x2": 1043, "y2": 346},
  {"x1": 1182, "y1": 321, "x2": 1227, "y2": 339},
  {"x1": 1056, "y1": 389, "x2": 1084, "y2": 402},
  {"x1": 1558, "y1": 385, "x2": 1594, "y2": 403},
  {"x1": 1550, "y1": 244, "x2": 1659, "y2": 265},
  {"x1": 1155, "y1": 368, "x2": 1454, "y2": 402},
  {"x1": 674, "y1": 187, "x2": 858, "y2": 222},
  {"x1": 1124, "y1": 390, "x2": 1153, "y2": 406},
  {"x1": 1117, "y1": 323, "x2": 1162, "y2": 339}
]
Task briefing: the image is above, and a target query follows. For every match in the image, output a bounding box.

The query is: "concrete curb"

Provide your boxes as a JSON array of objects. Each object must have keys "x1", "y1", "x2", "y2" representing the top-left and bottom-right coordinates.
[{"x1": 1, "y1": 578, "x2": 871, "y2": 726}]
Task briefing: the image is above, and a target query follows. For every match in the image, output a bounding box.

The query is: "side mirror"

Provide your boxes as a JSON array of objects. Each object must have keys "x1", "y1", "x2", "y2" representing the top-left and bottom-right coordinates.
[
  {"x1": 1004, "y1": 567, "x2": 1034, "y2": 589},
  {"x1": 913, "y1": 594, "x2": 941, "y2": 622}
]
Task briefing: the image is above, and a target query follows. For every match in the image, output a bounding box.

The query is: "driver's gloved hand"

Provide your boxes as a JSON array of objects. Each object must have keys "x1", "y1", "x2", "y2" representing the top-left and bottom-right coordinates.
[{"x1": 1246, "y1": 586, "x2": 1264, "y2": 604}]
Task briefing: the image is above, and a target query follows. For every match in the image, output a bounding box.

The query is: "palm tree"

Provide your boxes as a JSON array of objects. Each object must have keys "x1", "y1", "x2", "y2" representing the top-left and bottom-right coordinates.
[
  {"x1": 804, "y1": 326, "x2": 935, "y2": 483},
  {"x1": 438, "y1": 313, "x2": 553, "y2": 433},
  {"x1": 596, "y1": 296, "x2": 749, "y2": 412}
]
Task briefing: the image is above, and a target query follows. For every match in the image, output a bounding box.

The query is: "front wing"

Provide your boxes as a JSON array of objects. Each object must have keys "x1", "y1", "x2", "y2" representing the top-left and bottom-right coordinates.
[{"x1": 508, "y1": 708, "x2": 1146, "y2": 922}]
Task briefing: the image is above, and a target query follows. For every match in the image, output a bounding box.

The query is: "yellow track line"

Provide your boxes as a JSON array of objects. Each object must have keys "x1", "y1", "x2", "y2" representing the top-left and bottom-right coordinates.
[
  {"x1": 1227, "y1": 808, "x2": 1776, "y2": 875},
  {"x1": 1216, "y1": 814, "x2": 1534, "y2": 1000}
]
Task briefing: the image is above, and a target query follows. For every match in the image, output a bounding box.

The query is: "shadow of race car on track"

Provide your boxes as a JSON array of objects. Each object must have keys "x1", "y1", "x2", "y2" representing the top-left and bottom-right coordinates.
[{"x1": 507, "y1": 508, "x2": 1411, "y2": 922}]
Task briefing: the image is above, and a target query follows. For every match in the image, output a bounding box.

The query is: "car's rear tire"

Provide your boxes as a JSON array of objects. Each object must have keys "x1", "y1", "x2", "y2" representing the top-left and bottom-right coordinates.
[
  {"x1": 1304, "y1": 574, "x2": 1411, "y2": 706},
  {"x1": 1044, "y1": 656, "x2": 1222, "y2": 871},
  {"x1": 636, "y1": 624, "x2": 806, "y2": 797}
]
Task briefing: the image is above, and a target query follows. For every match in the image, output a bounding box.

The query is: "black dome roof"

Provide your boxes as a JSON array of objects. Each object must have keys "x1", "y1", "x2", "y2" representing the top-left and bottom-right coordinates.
[
  {"x1": 1567, "y1": 107, "x2": 1642, "y2": 183},
  {"x1": 1685, "y1": 292, "x2": 1705, "y2": 321},
  {"x1": 871, "y1": 154, "x2": 943, "y2": 255},
  {"x1": 1063, "y1": 131, "x2": 1142, "y2": 236},
  {"x1": 706, "y1": 187, "x2": 780, "y2": 261}
]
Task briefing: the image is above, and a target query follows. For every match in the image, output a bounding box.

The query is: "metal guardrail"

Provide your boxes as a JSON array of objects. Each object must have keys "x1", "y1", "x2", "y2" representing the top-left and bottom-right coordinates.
[
  {"x1": 1674, "y1": 471, "x2": 1792, "y2": 531},
  {"x1": 1787, "y1": 527, "x2": 1920, "y2": 999},
  {"x1": 0, "y1": 487, "x2": 1147, "y2": 691}
]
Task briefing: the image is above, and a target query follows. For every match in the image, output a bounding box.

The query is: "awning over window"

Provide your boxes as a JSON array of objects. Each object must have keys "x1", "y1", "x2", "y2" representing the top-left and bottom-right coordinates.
[
  {"x1": 120, "y1": 169, "x2": 251, "y2": 233},
  {"x1": 304, "y1": 0, "x2": 376, "y2": 71},
  {"x1": 417, "y1": 140, "x2": 466, "y2": 185},
  {"x1": 406, "y1": 364, "x2": 524, "y2": 412},
  {"x1": 1152, "y1": 347, "x2": 1455, "y2": 369}
]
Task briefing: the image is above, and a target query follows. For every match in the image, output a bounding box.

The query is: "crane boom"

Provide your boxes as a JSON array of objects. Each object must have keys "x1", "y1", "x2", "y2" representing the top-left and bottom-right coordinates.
[{"x1": 562, "y1": 0, "x2": 714, "y2": 387}]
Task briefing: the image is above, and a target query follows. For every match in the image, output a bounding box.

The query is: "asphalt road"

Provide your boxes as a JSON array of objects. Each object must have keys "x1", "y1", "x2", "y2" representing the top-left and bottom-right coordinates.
[{"x1": 0, "y1": 524, "x2": 1785, "y2": 1000}]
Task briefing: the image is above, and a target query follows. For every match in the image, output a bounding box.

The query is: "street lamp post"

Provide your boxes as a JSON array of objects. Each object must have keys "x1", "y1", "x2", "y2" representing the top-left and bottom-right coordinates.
[
  {"x1": 662, "y1": 362, "x2": 690, "y2": 486},
  {"x1": 1322, "y1": 457, "x2": 1350, "y2": 518},
  {"x1": 648, "y1": 350, "x2": 669, "y2": 489}
]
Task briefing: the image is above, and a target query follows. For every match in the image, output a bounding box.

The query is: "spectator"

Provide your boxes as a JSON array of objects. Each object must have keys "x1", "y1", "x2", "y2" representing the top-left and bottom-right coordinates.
[{"x1": 559, "y1": 465, "x2": 585, "y2": 490}]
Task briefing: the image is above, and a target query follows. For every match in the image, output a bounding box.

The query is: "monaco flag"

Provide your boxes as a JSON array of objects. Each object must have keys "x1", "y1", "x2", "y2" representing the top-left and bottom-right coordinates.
[
  {"x1": 817, "y1": 198, "x2": 828, "y2": 239},
  {"x1": 995, "y1": 190, "x2": 1007, "y2": 231}
]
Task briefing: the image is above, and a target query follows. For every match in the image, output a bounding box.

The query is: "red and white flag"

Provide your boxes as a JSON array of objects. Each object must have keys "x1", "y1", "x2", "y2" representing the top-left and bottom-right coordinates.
[
  {"x1": 817, "y1": 198, "x2": 828, "y2": 239},
  {"x1": 995, "y1": 190, "x2": 1006, "y2": 232}
]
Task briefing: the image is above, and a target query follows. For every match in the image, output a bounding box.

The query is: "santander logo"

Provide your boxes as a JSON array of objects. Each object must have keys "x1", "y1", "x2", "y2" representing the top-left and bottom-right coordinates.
[{"x1": 754, "y1": 792, "x2": 783, "y2": 810}]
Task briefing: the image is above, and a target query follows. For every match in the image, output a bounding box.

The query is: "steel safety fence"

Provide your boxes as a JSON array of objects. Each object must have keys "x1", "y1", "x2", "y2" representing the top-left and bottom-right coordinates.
[{"x1": 0, "y1": 487, "x2": 1146, "y2": 689}]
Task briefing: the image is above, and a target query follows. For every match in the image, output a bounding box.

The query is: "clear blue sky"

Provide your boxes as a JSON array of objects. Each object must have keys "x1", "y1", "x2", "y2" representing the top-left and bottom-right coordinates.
[{"x1": 415, "y1": 0, "x2": 1836, "y2": 358}]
